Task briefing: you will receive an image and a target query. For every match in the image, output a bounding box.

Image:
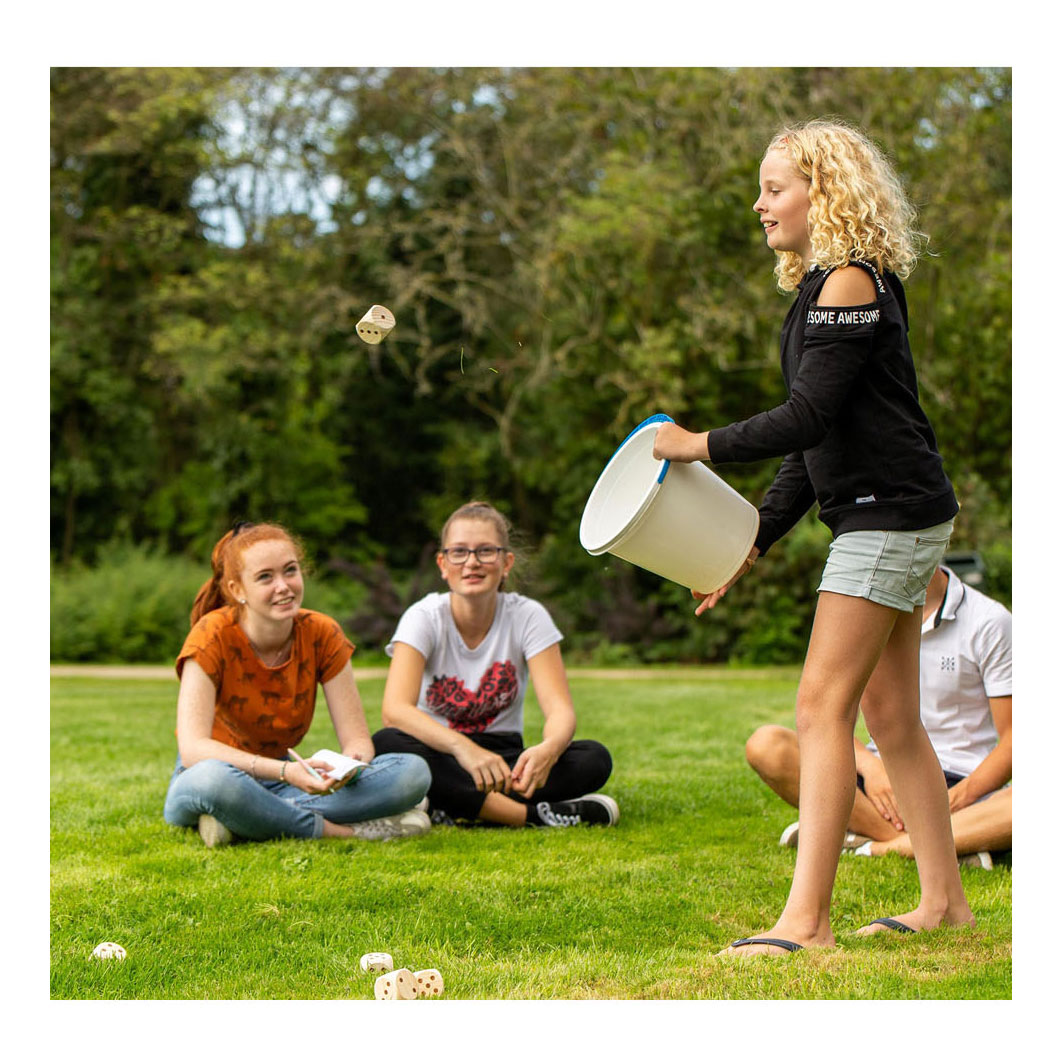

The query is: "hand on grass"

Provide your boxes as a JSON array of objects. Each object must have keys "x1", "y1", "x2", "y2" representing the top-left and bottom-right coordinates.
[{"x1": 693, "y1": 547, "x2": 760, "y2": 615}]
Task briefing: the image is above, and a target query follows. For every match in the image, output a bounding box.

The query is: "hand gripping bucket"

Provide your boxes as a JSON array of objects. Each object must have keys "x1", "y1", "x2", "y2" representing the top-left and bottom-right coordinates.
[{"x1": 579, "y1": 414, "x2": 760, "y2": 593}]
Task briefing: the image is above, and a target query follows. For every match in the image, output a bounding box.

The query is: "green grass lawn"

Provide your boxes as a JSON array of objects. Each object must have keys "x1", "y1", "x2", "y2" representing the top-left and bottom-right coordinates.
[{"x1": 50, "y1": 669, "x2": 1011, "y2": 1002}]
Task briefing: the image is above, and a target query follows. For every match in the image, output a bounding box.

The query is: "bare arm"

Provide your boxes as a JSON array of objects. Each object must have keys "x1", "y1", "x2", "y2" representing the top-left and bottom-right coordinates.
[
  {"x1": 853, "y1": 734, "x2": 903, "y2": 830},
  {"x1": 176, "y1": 659, "x2": 332, "y2": 794},
  {"x1": 949, "y1": 695, "x2": 1012, "y2": 811},
  {"x1": 818, "y1": 265, "x2": 877, "y2": 306},
  {"x1": 322, "y1": 664, "x2": 375, "y2": 765},
  {"x1": 176, "y1": 659, "x2": 260, "y2": 772},
  {"x1": 510, "y1": 643, "x2": 577, "y2": 798}
]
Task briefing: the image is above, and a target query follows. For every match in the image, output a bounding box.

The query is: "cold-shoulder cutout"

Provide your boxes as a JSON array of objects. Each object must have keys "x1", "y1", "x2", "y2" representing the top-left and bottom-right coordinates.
[{"x1": 818, "y1": 265, "x2": 878, "y2": 307}]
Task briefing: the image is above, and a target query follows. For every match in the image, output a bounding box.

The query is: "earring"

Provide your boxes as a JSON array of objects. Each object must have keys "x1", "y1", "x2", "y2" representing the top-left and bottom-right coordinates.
[{"x1": 239, "y1": 598, "x2": 247, "y2": 604}]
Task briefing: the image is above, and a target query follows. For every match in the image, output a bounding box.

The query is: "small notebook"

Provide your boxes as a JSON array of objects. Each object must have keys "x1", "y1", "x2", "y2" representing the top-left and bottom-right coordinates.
[{"x1": 309, "y1": 749, "x2": 368, "y2": 783}]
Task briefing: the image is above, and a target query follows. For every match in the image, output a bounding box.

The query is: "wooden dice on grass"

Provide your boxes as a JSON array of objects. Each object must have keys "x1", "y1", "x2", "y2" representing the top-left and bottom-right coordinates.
[
  {"x1": 359, "y1": 951, "x2": 393, "y2": 973},
  {"x1": 374, "y1": 967, "x2": 416, "y2": 1000},
  {"x1": 413, "y1": 969, "x2": 444, "y2": 998},
  {"x1": 373, "y1": 966, "x2": 445, "y2": 999}
]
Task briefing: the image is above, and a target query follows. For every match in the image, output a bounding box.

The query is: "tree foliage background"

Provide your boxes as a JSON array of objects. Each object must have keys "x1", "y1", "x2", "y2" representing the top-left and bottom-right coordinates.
[{"x1": 50, "y1": 67, "x2": 1011, "y2": 663}]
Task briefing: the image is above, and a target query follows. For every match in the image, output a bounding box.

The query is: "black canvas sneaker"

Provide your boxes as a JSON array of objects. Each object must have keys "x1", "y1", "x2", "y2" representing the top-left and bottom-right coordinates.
[{"x1": 532, "y1": 794, "x2": 619, "y2": 827}]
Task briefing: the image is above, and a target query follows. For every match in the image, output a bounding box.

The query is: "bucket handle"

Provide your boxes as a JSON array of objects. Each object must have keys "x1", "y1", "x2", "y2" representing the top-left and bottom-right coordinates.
[{"x1": 603, "y1": 413, "x2": 674, "y2": 484}]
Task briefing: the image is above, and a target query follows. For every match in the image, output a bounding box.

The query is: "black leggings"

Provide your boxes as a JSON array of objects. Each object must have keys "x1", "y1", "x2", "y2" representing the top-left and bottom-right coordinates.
[{"x1": 371, "y1": 727, "x2": 613, "y2": 821}]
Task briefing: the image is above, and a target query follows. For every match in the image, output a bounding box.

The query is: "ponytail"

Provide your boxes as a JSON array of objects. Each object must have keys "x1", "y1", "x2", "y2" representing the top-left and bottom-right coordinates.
[{"x1": 190, "y1": 530, "x2": 238, "y2": 627}]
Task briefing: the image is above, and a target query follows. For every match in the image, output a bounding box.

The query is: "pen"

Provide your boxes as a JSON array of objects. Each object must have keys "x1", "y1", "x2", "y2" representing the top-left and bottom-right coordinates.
[{"x1": 287, "y1": 747, "x2": 324, "y2": 781}]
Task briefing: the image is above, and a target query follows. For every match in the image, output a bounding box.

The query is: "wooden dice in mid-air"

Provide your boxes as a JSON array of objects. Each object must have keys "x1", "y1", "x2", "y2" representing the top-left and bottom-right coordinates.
[
  {"x1": 356, "y1": 305, "x2": 396, "y2": 345},
  {"x1": 413, "y1": 969, "x2": 444, "y2": 998},
  {"x1": 374, "y1": 967, "x2": 416, "y2": 1000}
]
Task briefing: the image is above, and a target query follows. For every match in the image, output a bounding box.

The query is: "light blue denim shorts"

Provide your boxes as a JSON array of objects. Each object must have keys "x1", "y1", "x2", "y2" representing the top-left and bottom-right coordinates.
[{"x1": 817, "y1": 519, "x2": 954, "y2": 612}]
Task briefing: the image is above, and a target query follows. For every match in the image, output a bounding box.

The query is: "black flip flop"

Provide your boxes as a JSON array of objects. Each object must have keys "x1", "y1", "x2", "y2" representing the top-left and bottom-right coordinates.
[
  {"x1": 728, "y1": 936, "x2": 804, "y2": 953},
  {"x1": 864, "y1": 917, "x2": 915, "y2": 933}
]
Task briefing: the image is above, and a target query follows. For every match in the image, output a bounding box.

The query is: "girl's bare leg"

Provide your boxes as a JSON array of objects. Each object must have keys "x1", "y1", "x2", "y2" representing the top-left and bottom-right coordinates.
[
  {"x1": 855, "y1": 611, "x2": 976, "y2": 933},
  {"x1": 722, "y1": 592, "x2": 900, "y2": 955},
  {"x1": 478, "y1": 791, "x2": 528, "y2": 826}
]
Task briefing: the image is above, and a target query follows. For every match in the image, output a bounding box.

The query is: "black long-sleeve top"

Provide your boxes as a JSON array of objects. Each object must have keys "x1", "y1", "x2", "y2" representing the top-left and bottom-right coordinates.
[{"x1": 708, "y1": 262, "x2": 958, "y2": 555}]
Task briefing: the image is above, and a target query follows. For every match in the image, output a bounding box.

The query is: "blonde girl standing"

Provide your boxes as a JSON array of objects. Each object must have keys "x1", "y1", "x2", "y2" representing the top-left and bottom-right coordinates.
[{"x1": 654, "y1": 120, "x2": 974, "y2": 954}]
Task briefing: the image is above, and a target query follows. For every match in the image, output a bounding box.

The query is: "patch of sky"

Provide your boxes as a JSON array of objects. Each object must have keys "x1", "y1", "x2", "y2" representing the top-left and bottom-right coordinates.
[{"x1": 191, "y1": 72, "x2": 356, "y2": 248}]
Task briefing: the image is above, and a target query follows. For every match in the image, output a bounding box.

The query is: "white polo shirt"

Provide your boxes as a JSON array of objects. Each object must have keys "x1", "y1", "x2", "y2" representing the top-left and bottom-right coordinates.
[{"x1": 868, "y1": 567, "x2": 1012, "y2": 776}]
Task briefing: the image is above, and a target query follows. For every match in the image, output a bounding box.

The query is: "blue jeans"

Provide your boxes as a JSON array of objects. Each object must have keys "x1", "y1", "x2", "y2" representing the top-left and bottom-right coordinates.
[{"x1": 163, "y1": 753, "x2": 431, "y2": 841}]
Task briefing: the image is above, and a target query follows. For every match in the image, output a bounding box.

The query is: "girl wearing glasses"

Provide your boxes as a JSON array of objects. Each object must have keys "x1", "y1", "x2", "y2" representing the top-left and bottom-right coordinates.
[{"x1": 373, "y1": 501, "x2": 618, "y2": 828}]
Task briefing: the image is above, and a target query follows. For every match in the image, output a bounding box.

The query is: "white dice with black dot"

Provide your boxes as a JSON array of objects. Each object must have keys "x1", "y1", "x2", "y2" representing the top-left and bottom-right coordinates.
[
  {"x1": 374, "y1": 967, "x2": 416, "y2": 1000},
  {"x1": 359, "y1": 951, "x2": 394, "y2": 973},
  {"x1": 413, "y1": 968, "x2": 444, "y2": 998}
]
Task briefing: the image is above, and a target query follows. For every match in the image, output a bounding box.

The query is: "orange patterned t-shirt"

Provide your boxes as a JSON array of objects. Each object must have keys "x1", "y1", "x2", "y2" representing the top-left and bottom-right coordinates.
[{"x1": 176, "y1": 607, "x2": 355, "y2": 757}]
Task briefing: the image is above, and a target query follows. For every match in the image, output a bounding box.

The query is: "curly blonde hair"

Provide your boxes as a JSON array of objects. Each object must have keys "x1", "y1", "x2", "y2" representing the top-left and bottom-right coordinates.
[{"x1": 766, "y1": 119, "x2": 927, "y2": 292}]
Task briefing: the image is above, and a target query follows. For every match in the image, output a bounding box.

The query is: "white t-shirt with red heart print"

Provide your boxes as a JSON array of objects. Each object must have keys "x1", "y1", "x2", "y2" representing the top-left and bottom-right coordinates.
[{"x1": 386, "y1": 591, "x2": 563, "y2": 735}]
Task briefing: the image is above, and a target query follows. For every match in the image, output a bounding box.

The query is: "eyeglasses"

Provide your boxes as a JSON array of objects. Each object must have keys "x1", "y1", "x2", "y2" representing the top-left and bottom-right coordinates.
[{"x1": 440, "y1": 546, "x2": 505, "y2": 565}]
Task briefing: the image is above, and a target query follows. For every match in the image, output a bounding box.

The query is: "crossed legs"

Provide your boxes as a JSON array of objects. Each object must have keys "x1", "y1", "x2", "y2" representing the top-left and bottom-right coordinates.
[
  {"x1": 869, "y1": 782, "x2": 1011, "y2": 859},
  {"x1": 745, "y1": 725, "x2": 904, "y2": 841}
]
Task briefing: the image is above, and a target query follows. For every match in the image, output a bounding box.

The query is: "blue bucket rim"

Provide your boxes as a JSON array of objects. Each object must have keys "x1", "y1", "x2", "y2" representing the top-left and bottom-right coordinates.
[{"x1": 601, "y1": 413, "x2": 673, "y2": 485}]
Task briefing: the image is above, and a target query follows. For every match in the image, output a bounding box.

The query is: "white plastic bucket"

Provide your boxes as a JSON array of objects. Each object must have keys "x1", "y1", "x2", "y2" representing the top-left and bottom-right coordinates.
[{"x1": 579, "y1": 414, "x2": 760, "y2": 593}]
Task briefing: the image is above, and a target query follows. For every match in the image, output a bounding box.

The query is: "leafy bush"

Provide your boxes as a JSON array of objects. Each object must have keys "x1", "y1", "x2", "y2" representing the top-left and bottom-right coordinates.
[
  {"x1": 51, "y1": 543, "x2": 204, "y2": 663},
  {"x1": 50, "y1": 543, "x2": 372, "y2": 663},
  {"x1": 50, "y1": 513, "x2": 1011, "y2": 665}
]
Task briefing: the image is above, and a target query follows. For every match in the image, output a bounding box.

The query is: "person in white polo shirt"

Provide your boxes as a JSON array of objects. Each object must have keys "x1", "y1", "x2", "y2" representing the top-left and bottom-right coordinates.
[{"x1": 745, "y1": 564, "x2": 1012, "y2": 867}]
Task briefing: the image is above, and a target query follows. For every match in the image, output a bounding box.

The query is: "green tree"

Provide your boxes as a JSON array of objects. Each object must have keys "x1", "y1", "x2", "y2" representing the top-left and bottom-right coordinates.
[
  {"x1": 50, "y1": 67, "x2": 221, "y2": 562},
  {"x1": 51, "y1": 67, "x2": 1011, "y2": 660}
]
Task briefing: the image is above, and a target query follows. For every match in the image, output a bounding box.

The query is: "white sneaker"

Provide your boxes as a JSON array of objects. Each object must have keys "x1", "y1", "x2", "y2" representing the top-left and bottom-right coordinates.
[
  {"x1": 959, "y1": 850, "x2": 994, "y2": 870},
  {"x1": 198, "y1": 814, "x2": 233, "y2": 848},
  {"x1": 780, "y1": 822, "x2": 870, "y2": 850},
  {"x1": 348, "y1": 809, "x2": 431, "y2": 841}
]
